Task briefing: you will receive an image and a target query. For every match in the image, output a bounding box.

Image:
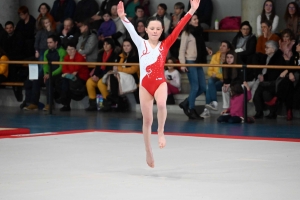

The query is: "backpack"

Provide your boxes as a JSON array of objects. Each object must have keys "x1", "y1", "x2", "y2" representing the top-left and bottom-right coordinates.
[{"x1": 104, "y1": 94, "x2": 130, "y2": 112}]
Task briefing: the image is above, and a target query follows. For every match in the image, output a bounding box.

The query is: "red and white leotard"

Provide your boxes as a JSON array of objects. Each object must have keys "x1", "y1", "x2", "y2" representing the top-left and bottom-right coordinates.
[{"x1": 121, "y1": 13, "x2": 192, "y2": 96}]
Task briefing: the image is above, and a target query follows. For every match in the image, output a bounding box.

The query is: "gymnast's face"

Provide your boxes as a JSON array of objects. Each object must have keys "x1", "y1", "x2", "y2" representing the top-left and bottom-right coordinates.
[{"x1": 145, "y1": 20, "x2": 163, "y2": 41}]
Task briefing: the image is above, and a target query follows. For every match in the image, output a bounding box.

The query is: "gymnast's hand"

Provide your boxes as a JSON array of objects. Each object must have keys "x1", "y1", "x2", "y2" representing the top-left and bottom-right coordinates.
[
  {"x1": 189, "y1": 0, "x2": 201, "y2": 15},
  {"x1": 117, "y1": 1, "x2": 126, "y2": 20}
]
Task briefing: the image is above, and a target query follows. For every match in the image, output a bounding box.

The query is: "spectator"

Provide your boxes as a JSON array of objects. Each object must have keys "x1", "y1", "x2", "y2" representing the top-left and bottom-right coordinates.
[
  {"x1": 59, "y1": 18, "x2": 80, "y2": 49},
  {"x1": 110, "y1": 5, "x2": 126, "y2": 48},
  {"x1": 85, "y1": 38, "x2": 117, "y2": 111},
  {"x1": 232, "y1": 21, "x2": 257, "y2": 64},
  {"x1": 0, "y1": 21, "x2": 26, "y2": 102},
  {"x1": 188, "y1": 0, "x2": 213, "y2": 29},
  {"x1": 165, "y1": 57, "x2": 181, "y2": 104},
  {"x1": 136, "y1": 20, "x2": 147, "y2": 39},
  {"x1": 43, "y1": 35, "x2": 67, "y2": 111},
  {"x1": 0, "y1": 48, "x2": 9, "y2": 83},
  {"x1": 59, "y1": 42, "x2": 90, "y2": 111},
  {"x1": 16, "y1": 6, "x2": 36, "y2": 58},
  {"x1": 98, "y1": 39, "x2": 139, "y2": 111},
  {"x1": 74, "y1": 0, "x2": 99, "y2": 26},
  {"x1": 125, "y1": 0, "x2": 141, "y2": 21},
  {"x1": 132, "y1": 6, "x2": 147, "y2": 28},
  {"x1": 179, "y1": 14, "x2": 212, "y2": 119},
  {"x1": 253, "y1": 40, "x2": 286, "y2": 119},
  {"x1": 169, "y1": 2, "x2": 186, "y2": 59},
  {"x1": 153, "y1": 3, "x2": 171, "y2": 37},
  {"x1": 126, "y1": 0, "x2": 150, "y2": 17},
  {"x1": 36, "y1": 3, "x2": 56, "y2": 31},
  {"x1": 50, "y1": 0, "x2": 77, "y2": 32},
  {"x1": 284, "y1": 2, "x2": 300, "y2": 40},
  {"x1": 217, "y1": 81, "x2": 252, "y2": 123},
  {"x1": 99, "y1": 0, "x2": 121, "y2": 16},
  {"x1": 279, "y1": 28, "x2": 296, "y2": 63},
  {"x1": 256, "y1": 20, "x2": 280, "y2": 54},
  {"x1": 76, "y1": 20, "x2": 98, "y2": 62},
  {"x1": 256, "y1": 0, "x2": 279, "y2": 36},
  {"x1": 97, "y1": 11, "x2": 116, "y2": 46},
  {"x1": 203, "y1": 41, "x2": 233, "y2": 113}
]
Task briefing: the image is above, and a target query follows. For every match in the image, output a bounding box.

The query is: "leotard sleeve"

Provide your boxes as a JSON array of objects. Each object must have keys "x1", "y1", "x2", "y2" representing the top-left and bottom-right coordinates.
[{"x1": 121, "y1": 17, "x2": 143, "y2": 48}]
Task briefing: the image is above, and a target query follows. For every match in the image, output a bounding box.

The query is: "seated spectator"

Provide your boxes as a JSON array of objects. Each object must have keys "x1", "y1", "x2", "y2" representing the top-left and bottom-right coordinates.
[
  {"x1": 125, "y1": 0, "x2": 141, "y2": 21},
  {"x1": 217, "y1": 81, "x2": 252, "y2": 124},
  {"x1": 284, "y1": 2, "x2": 300, "y2": 40},
  {"x1": 131, "y1": 6, "x2": 147, "y2": 28},
  {"x1": 169, "y1": 2, "x2": 186, "y2": 59},
  {"x1": 232, "y1": 21, "x2": 257, "y2": 64},
  {"x1": 256, "y1": 20, "x2": 280, "y2": 54},
  {"x1": 165, "y1": 57, "x2": 181, "y2": 104},
  {"x1": 153, "y1": 3, "x2": 170, "y2": 37},
  {"x1": 36, "y1": 3, "x2": 56, "y2": 31},
  {"x1": 279, "y1": 28, "x2": 296, "y2": 63},
  {"x1": 256, "y1": 0, "x2": 279, "y2": 36},
  {"x1": 50, "y1": 0, "x2": 76, "y2": 32},
  {"x1": 135, "y1": 20, "x2": 147, "y2": 39},
  {"x1": 74, "y1": 0, "x2": 99, "y2": 27},
  {"x1": 97, "y1": 39, "x2": 139, "y2": 111},
  {"x1": 59, "y1": 42, "x2": 90, "y2": 111},
  {"x1": 85, "y1": 38, "x2": 117, "y2": 111},
  {"x1": 110, "y1": 5, "x2": 126, "y2": 49},
  {"x1": 0, "y1": 21, "x2": 26, "y2": 102},
  {"x1": 99, "y1": 0, "x2": 120, "y2": 16},
  {"x1": 35, "y1": 17, "x2": 56, "y2": 71},
  {"x1": 202, "y1": 41, "x2": 233, "y2": 114},
  {"x1": 126, "y1": 0, "x2": 150, "y2": 17},
  {"x1": 0, "y1": 48, "x2": 9, "y2": 83},
  {"x1": 59, "y1": 18, "x2": 80, "y2": 49},
  {"x1": 188, "y1": 0, "x2": 213, "y2": 29},
  {"x1": 253, "y1": 40, "x2": 286, "y2": 119},
  {"x1": 43, "y1": 35, "x2": 67, "y2": 111},
  {"x1": 76, "y1": 20, "x2": 98, "y2": 62},
  {"x1": 97, "y1": 11, "x2": 116, "y2": 47},
  {"x1": 16, "y1": 6, "x2": 36, "y2": 58}
]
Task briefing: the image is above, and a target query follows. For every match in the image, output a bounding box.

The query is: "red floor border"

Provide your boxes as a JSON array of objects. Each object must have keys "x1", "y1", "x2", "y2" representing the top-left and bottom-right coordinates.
[{"x1": 1, "y1": 129, "x2": 300, "y2": 143}]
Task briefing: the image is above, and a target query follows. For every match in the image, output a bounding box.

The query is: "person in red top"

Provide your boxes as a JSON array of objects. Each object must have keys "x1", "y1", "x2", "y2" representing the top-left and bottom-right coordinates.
[{"x1": 60, "y1": 42, "x2": 89, "y2": 111}]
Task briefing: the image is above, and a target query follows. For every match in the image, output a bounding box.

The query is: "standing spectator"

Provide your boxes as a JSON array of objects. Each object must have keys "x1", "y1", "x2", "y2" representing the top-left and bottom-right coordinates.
[
  {"x1": 256, "y1": 20, "x2": 280, "y2": 54},
  {"x1": 97, "y1": 11, "x2": 116, "y2": 47},
  {"x1": 0, "y1": 48, "x2": 9, "y2": 83},
  {"x1": 16, "y1": 6, "x2": 36, "y2": 58},
  {"x1": 76, "y1": 20, "x2": 98, "y2": 62},
  {"x1": 165, "y1": 57, "x2": 181, "y2": 104},
  {"x1": 36, "y1": 3, "x2": 56, "y2": 31},
  {"x1": 111, "y1": 5, "x2": 126, "y2": 48},
  {"x1": 59, "y1": 42, "x2": 89, "y2": 111},
  {"x1": 50, "y1": 0, "x2": 77, "y2": 32},
  {"x1": 85, "y1": 38, "x2": 117, "y2": 111},
  {"x1": 188, "y1": 0, "x2": 213, "y2": 29},
  {"x1": 256, "y1": 0, "x2": 279, "y2": 36},
  {"x1": 232, "y1": 21, "x2": 257, "y2": 64},
  {"x1": 132, "y1": 6, "x2": 147, "y2": 28},
  {"x1": 279, "y1": 28, "x2": 296, "y2": 63},
  {"x1": 284, "y1": 2, "x2": 300, "y2": 40},
  {"x1": 179, "y1": 14, "x2": 212, "y2": 119},
  {"x1": 153, "y1": 4, "x2": 171, "y2": 37},
  {"x1": 59, "y1": 18, "x2": 80, "y2": 49},
  {"x1": 74, "y1": 0, "x2": 99, "y2": 26},
  {"x1": 43, "y1": 35, "x2": 67, "y2": 111},
  {"x1": 203, "y1": 41, "x2": 233, "y2": 113}
]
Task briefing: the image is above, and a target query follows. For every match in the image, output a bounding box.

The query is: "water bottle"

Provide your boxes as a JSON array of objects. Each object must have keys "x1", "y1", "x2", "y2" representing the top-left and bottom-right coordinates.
[
  {"x1": 96, "y1": 94, "x2": 103, "y2": 110},
  {"x1": 215, "y1": 19, "x2": 219, "y2": 30}
]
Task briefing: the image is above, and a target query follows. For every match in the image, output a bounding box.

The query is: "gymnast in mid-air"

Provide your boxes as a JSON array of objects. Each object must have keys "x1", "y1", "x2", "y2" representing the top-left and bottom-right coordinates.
[{"x1": 117, "y1": 0, "x2": 201, "y2": 168}]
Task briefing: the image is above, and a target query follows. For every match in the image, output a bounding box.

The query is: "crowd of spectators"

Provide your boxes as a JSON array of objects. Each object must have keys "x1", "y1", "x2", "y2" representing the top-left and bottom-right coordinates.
[{"x1": 0, "y1": 0, "x2": 299, "y2": 123}]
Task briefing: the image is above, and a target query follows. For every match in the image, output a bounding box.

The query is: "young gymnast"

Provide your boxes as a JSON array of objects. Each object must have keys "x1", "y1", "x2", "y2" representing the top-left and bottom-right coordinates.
[{"x1": 117, "y1": 0, "x2": 201, "y2": 168}]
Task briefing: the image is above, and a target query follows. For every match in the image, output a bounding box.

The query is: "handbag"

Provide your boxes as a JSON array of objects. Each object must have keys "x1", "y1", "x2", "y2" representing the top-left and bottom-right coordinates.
[{"x1": 219, "y1": 16, "x2": 241, "y2": 30}]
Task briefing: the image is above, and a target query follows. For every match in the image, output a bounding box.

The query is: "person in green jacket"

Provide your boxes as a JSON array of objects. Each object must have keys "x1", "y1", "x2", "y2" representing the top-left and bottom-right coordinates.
[{"x1": 43, "y1": 35, "x2": 67, "y2": 111}]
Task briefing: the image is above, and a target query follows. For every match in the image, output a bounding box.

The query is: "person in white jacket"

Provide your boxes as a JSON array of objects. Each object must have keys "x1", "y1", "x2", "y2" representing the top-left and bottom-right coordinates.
[
  {"x1": 256, "y1": 0, "x2": 279, "y2": 36},
  {"x1": 165, "y1": 57, "x2": 181, "y2": 104}
]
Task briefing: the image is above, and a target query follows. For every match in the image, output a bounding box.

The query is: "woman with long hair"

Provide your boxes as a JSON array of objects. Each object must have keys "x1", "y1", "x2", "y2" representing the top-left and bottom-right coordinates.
[
  {"x1": 36, "y1": 3, "x2": 56, "y2": 31},
  {"x1": 256, "y1": 0, "x2": 279, "y2": 36},
  {"x1": 284, "y1": 2, "x2": 300, "y2": 39}
]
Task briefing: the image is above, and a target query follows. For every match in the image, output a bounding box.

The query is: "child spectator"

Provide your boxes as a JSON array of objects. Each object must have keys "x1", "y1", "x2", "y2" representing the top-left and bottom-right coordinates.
[
  {"x1": 279, "y1": 28, "x2": 296, "y2": 63},
  {"x1": 165, "y1": 57, "x2": 181, "y2": 104},
  {"x1": 217, "y1": 81, "x2": 252, "y2": 123},
  {"x1": 97, "y1": 11, "x2": 116, "y2": 46}
]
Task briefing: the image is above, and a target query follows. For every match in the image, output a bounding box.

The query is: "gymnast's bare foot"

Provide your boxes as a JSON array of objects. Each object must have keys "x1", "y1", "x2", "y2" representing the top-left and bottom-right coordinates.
[
  {"x1": 146, "y1": 150, "x2": 154, "y2": 168},
  {"x1": 158, "y1": 132, "x2": 166, "y2": 149}
]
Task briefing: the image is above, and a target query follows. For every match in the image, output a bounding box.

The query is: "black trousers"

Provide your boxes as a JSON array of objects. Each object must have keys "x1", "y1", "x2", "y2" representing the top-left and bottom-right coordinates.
[
  {"x1": 24, "y1": 77, "x2": 44, "y2": 105},
  {"x1": 217, "y1": 115, "x2": 242, "y2": 123},
  {"x1": 253, "y1": 81, "x2": 276, "y2": 113},
  {"x1": 0, "y1": 74, "x2": 7, "y2": 83}
]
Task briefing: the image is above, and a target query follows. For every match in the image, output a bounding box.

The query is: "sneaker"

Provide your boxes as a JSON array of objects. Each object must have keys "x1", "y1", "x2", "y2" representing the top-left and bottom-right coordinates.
[
  {"x1": 23, "y1": 104, "x2": 38, "y2": 111},
  {"x1": 43, "y1": 104, "x2": 55, "y2": 111},
  {"x1": 200, "y1": 108, "x2": 210, "y2": 118},
  {"x1": 205, "y1": 101, "x2": 218, "y2": 111}
]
